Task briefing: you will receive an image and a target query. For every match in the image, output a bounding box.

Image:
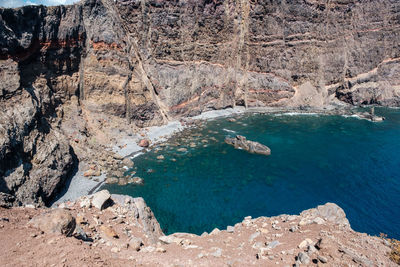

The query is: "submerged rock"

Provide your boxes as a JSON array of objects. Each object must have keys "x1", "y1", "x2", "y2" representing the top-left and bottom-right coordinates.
[
  {"x1": 225, "y1": 135, "x2": 271, "y2": 156},
  {"x1": 356, "y1": 111, "x2": 385, "y2": 122},
  {"x1": 128, "y1": 177, "x2": 144, "y2": 185}
]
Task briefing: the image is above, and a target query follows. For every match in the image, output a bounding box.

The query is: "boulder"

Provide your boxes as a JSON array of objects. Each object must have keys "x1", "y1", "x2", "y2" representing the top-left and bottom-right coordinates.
[
  {"x1": 122, "y1": 158, "x2": 134, "y2": 168},
  {"x1": 28, "y1": 209, "x2": 76, "y2": 236},
  {"x1": 159, "y1": 235, "x2": 183, "y2": 245},
  {"x1": 298, "y1": 252, "x2": 310, "y2": 264},
  {"x1": 129, "y1": 237, "x2": 144, "y2": 251},
  {"x1": 105, "y1": 177, "x2": 119, "y2": 184},
  {"x1": 0, "y1": 193, "x2": 15, "y2": 208},
  {"x1": 100, "y1": 225, "x2": 119, "y2": 238},
  {"x1": 83, "y1": 169, "x2": 101, "y2": 177},
  {"x1": 128, "y1": 177, "x2": 144, "y2": 185},
  {"x1": 225, "y1": 135, "x2": 271, "y2": 156},
  {"x1": 138, "y1": 139, "x2": 150, "y2": 147},
  {"x1": 91, "y1": 190, "x2": 112, "y2": 210},
  {"x1": 118, "y1": 178, "x2": 128, "y2": 186}
]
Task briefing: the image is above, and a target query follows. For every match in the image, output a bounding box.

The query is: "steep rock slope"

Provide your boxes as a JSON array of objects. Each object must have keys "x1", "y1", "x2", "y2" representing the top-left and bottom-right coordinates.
[{"x1": 0, "y1": 0, "x2": 400, "y2": 206}]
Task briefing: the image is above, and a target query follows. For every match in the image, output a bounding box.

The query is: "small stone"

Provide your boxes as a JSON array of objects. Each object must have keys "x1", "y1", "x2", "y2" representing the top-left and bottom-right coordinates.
[
  {"x1": 227, "y1": 226, "x2": 235, "y2": 233},
  {"x1": 76, "y1": 215, "x2": 87, "y2": 225},
  {"x1": 307, "y1": 245, "x2": 317, "y2": 255},
  {"x1": 249, "y1": 232, "x2": 260, "y2": 242},
  {"x1": 129, "y1": 237, "x2": 143, "y2": 251},
  {"x1": 315, "y1": 238, "x2": 327, "y2": 250},
  {"x1": 111, "y1": 247, "x2": 119, "y2": 253},
  {"x1": 83, "y1": 169, "x2": 95, "y2": 177},
  {"x1": 298, "y1": 238, "x2": 313, "y2": 249},
  {"x1": 159, "y1": 235, "x2": 183, "y2": 245},
  {"x1": 318, "y1": 255, "x2": 328, "y2": 263},
  {"x1": 313, "y1": 217, "x2": 325, "y2": 225},
  {"x1": 79, "y1": 197, "x2": 91, "y2": 208},
  {"x1": 197, "y1": 252, "x2": 206, "y2": 258},
  {"x1": 266, "y1": 240, "x2": 280, "y2": 249},
  {"x1": 183, "y1": 245, "x2": 199, "y2": 249},
  {"x1": 298, "y1": 252, "x2": 310, "y2": 264},
  {"x1": 113, "y1": 153, "x2": 124, "y2": 160},
  {"x1": 211, "y1": 248, "x2": 222, "y2": 257},
  {"x1": 124, "y1": 197, "x2": 131, "y2": 205},
  {"x1": 298, "y1": 219, "x2": 309, "y2": 226},
  {"x1": 289, "y1": 225, "x2": 298, "y2": 232},
  {"x1": 100, "y1": 225, "x2": 119, "y2": 239},
  {"x1": 140, "y1": 246, "x2": 156, "y2": 253},
  {"x1": 252, "y1": 242, "x2": 263, "y2": 249},
  {"x1": 272, "y1": 224, "x2": 281, "y2": 230},
  {"x1": 156, "y1": 247, "x2": 166, "y2": 253}
]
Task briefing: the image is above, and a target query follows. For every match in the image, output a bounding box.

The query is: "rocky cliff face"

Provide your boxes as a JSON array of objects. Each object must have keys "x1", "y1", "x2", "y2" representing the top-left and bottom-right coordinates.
[{"x1": 1, "y1": 0, "x2": 400, "y2": 206}]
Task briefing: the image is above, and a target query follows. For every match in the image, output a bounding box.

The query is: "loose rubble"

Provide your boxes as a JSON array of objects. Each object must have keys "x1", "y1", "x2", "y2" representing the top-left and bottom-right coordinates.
[{"x1": 0, "y1": 198, "x2": 396, "y2": 266}]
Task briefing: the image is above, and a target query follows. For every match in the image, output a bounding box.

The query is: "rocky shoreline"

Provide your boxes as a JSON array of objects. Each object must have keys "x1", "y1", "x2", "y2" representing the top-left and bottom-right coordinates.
[
  {"x1": 0, "y1": 191, "x2": 398, "y2": 266},
  {"x1": 51, "y1": 105, "x2": 388, "y2": 207}
]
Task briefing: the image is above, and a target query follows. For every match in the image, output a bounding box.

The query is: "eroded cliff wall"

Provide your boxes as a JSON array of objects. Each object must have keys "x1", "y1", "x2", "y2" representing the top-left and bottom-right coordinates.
[{"x1": 0, "y1": 0, "x2": 400, "y2": 206}]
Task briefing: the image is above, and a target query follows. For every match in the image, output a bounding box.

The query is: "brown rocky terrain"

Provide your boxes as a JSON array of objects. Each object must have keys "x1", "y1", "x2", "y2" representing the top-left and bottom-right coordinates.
[
  {"x1": 0, "y1": 1, "x2": 400, "y2": 265},
  {"x1": 1, "y1": 0, "x2": 400, "y2": 206},
  {"x1": 0, "y1": 191, "x2": 397, "y2": 266}
]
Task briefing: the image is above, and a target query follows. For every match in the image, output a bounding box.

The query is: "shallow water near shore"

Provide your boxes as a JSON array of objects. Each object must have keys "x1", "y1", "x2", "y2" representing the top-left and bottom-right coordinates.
[{"x1": 103, "y1": 108, "x2": 400, "y2": 238}]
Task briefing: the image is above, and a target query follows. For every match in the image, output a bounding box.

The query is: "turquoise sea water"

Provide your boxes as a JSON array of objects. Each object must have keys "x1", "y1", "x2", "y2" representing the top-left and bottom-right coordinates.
[{"x1": 103, "y1": 108, "x2": 400, "y2": 238}]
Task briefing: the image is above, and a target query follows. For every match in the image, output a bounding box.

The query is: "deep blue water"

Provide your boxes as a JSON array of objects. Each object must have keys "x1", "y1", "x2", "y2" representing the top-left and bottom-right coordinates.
[{"x1": 103, "y1": 108, "x2": 400, "y2": 239}]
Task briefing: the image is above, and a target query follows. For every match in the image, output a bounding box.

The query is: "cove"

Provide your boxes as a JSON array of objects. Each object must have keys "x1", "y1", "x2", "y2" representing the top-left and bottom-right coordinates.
[{"x1": 102, "y1": 108, "x2": 400, "y2": 239}]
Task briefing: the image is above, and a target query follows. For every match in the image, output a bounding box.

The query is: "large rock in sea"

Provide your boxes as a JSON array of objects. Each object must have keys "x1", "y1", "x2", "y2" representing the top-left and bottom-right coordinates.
[{"x1": 225, "y1": 135, "x2": 271, "y2": 156}]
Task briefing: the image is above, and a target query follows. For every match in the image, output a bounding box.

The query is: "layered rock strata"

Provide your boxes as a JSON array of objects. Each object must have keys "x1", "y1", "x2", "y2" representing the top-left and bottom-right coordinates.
[{"x1": 1, "y1": 0, "x2": 400, "y2": 205}]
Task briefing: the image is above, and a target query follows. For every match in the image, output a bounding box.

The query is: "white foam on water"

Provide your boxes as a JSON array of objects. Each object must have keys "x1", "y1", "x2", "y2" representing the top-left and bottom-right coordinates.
[
  {"x1": 275, "y1": 112, "x2": 319, "y2": 116},
  {"x1": 342, "y1": 114, "x2": 362, "y2": 119},
  {"x1": 222, "y1": 128, "x2": 237, "y2": 133},
  {"x1": 131, "y1": 152, "x2": 144, "y2": 158}
]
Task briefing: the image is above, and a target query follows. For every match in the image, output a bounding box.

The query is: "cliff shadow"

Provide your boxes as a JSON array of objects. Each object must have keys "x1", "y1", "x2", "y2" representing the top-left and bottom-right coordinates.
[{"x1": 48, "y1": 145, "x2": 79, "y2": 207}]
